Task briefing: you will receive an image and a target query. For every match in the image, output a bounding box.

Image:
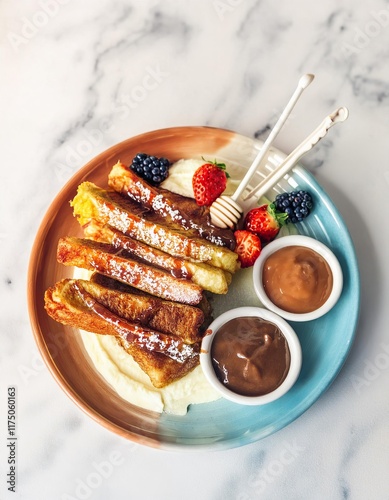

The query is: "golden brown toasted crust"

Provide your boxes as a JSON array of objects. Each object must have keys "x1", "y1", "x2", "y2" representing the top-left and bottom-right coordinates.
[
  {"x1": 50, "y1": 277, "x2": 204, "y2": 343},
  {"x1": 44, "y1": 279, "x2": 199, "y2": 388},
  {"x1": 70, "y1": 182, "x2": 240, "y2": 273},
  {"x1": 56, "y1": 237, "x2": 203, "y2": 305},
  {"x1": 116, "y1": 337, "x2": 199, "y2": 388},
  {"x1": 90, "y1": 273, "x2": 213, "y2": 334},
  {"x1": 108, "y1": 161, "x2": 236, "y2": 250},
  {"x1": 84, "y1": 221, "x2": 230, "y2": 294}
]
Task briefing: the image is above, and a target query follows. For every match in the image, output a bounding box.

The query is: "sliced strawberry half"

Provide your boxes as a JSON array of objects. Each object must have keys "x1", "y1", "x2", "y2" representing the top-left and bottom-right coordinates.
[{"x1": 234, "y1": 230, "x2": 262, "y2": 268}]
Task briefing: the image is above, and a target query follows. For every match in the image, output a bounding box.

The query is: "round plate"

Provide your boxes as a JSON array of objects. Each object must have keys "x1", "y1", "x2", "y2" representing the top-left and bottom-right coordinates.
[{"x1": 27, "y1": 126, "x2": 360, "y2": 450}]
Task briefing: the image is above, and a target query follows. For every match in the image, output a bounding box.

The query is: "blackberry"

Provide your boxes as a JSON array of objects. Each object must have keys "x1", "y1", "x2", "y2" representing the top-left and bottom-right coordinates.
[
  {"x1": 274, "y1": 190, "x2": 313, "y2": 224},
  {"x1": 130, "y1": 153, "x2": 170, "y2": 185}
]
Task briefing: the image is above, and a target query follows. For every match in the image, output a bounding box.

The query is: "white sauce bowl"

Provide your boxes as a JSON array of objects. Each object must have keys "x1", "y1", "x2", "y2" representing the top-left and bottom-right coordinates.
[
  {"x1": 200, "y1": 307, "x2": 302, "y2": 405},
  {"x1": 253, "y1": 235, "x2": 343, "y2": 322}
]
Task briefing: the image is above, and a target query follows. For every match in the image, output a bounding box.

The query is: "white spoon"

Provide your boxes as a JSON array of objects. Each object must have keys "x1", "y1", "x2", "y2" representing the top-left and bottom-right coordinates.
[{"x1": 210, "y1": 73, "x2": 315, "y2": 229}]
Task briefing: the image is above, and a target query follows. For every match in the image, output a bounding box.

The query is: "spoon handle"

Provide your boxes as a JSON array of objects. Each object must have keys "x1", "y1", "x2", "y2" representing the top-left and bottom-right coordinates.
[
  {"x1": 244, "y1": 106, "x2": 349, "y2": 202},
  {"x1": 231, "y1": 74, "x2": 315, "y2": 202}
]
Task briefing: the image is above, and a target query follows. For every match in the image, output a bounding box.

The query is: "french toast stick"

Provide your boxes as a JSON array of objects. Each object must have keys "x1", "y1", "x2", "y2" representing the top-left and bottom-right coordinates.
[
  {"x1": 108, "y1": 161, "x2": 236, "y2": 250},
  {"x1": 57, "y1": 237, "x2": 203, "y2": 305},
  {"x1": 70, "y1": 182, "x2": 239, "y2": 274},
  {"x1": 84, "y1": 221, "x2": 231, "y2": 294},
  {"x1": 46, "y1": 278, "x2": 205, "y2": 343},
  {"x1": 44, "y1": 280, "x2": 199, "y2": 387},
  {"x1": 116, "y1": 336, "x2": 199, "y2": 388},
  {"x1": 90, "y1": 273, "x2": 213, "y2": 333}
]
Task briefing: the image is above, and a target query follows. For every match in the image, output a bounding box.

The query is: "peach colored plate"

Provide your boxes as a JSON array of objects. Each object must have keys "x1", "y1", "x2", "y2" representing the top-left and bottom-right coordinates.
[{"x1": 28, "y1": 126, "x2": 360, "y2": 450}]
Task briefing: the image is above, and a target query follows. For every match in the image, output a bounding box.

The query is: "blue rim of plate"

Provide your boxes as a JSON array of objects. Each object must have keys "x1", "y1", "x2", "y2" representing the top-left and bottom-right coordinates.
[{"x1": 157, "y1": 164, "x2": 360, "y2": 451}]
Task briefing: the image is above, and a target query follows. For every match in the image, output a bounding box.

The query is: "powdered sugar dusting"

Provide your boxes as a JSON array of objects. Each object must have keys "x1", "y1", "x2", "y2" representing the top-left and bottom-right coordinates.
[
  {"x1": 75, "y1": 282, "x2": 196, "y2": 363},
  {"x1": 118, "y1": 324, "x2": 196, "y2": 363},
  {"x1": 92, "y1": 187, "x2": 238, "y2": 272}
]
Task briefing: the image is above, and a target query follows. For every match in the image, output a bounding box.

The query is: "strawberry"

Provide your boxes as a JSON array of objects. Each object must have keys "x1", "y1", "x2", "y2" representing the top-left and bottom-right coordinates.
[
  {"x1": 244, "y1": 204, "x2": 288, "y2": 244},
  {"x1": 234, "y1": 230, "x2": 262, "y2": 268},
  {"x1": 192, "y1": 159, "x2": 229, "y2": 206}
]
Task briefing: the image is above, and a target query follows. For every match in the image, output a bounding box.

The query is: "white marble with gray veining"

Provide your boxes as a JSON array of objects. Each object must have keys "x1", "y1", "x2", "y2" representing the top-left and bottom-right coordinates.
[{"x1": 1, "y1": 0, "x2": 389, "y2": 498}]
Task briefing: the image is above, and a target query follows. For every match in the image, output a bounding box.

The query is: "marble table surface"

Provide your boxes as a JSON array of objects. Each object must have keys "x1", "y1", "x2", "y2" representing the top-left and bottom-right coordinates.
[{"x1": 1, "y1": 0, "x2": 389, "y2": 499}]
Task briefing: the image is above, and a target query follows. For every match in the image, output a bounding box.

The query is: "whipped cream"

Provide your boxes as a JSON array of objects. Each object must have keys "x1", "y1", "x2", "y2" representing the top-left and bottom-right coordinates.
[
  {"x1": 81, "y1": 330, "x2": 220, "y2": 415},
  {"x1": 160, "y1": 158, "x2": 239, "y2": 198}
]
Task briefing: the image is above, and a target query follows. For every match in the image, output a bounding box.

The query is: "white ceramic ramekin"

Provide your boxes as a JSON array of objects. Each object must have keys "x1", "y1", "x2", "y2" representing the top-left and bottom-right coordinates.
[
  {"x1": 253, "y1": 235, "x2": 343, "y2": 322},
  {"x1": 200, "y1": 307, "x2": 302, "y2": 405}
]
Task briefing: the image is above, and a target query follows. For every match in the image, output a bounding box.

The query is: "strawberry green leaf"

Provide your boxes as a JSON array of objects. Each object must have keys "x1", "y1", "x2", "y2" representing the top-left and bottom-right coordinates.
[
  {"x1": 201, "y1": 157, "x2": 229, "y2": 176},
  {"x1": 268, "y1": 202, "x2": 289, "y2": 227}
]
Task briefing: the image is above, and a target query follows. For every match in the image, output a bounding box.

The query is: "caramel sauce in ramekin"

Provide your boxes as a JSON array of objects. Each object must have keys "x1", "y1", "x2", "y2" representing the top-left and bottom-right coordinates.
[{"x1": 262, "y1": 245, "x2": 333, "y2": 314}]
